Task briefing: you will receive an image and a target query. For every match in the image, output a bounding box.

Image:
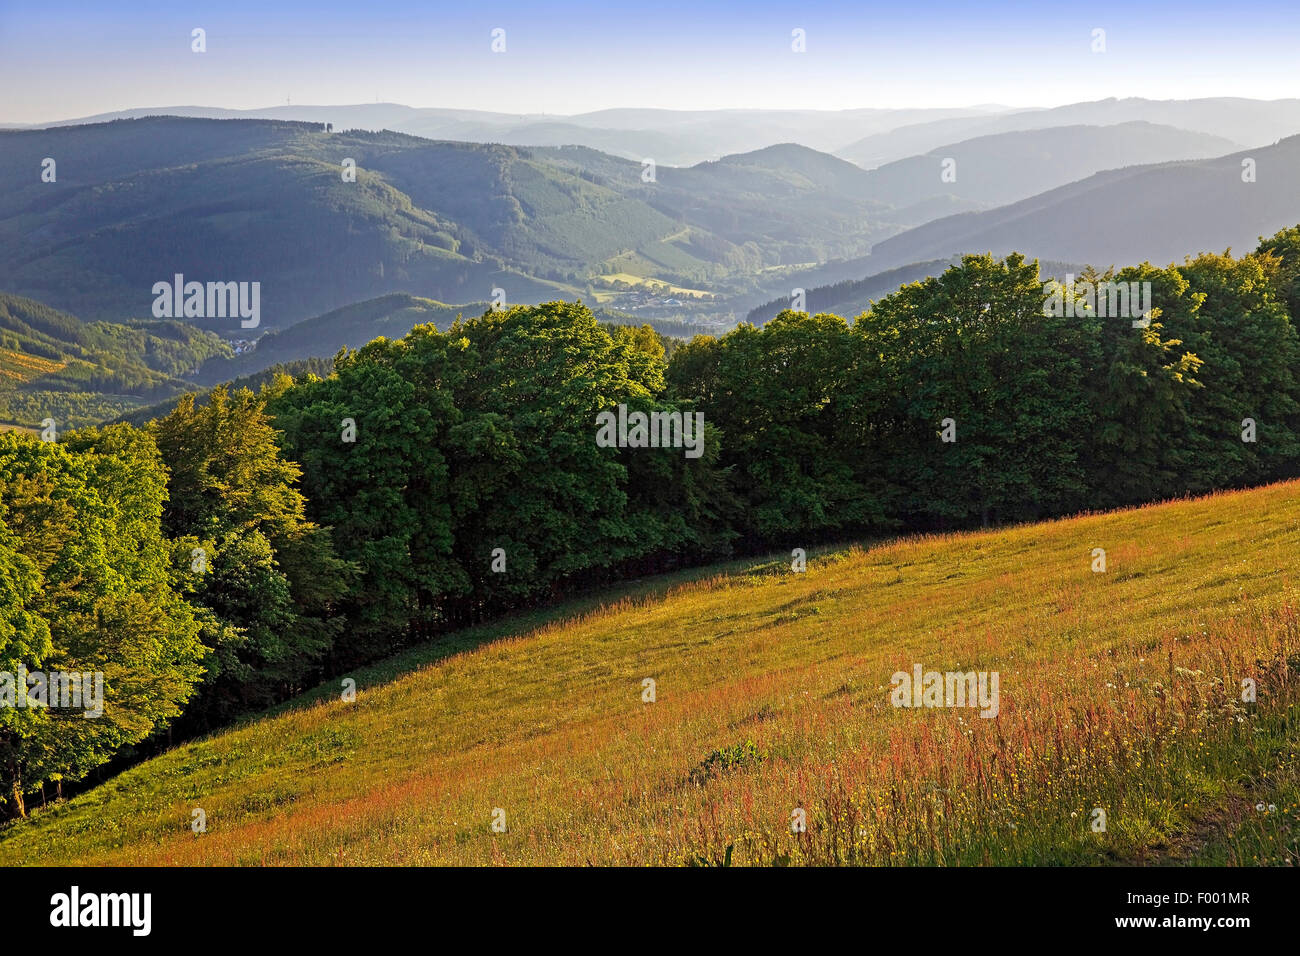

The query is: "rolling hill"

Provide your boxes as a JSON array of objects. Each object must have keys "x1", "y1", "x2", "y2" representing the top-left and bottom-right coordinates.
[
  {"x1": 836, "y1": 96, "x2": 1300, "y2": 168},
  {"x1": 850, "y1": 122, "x2": 1241, "y2": 209},
  {"x1": 0, "y1": 292, "x2": 230, "y2": 427},
  {"x1": 863, "y1": 133, "x2": 1300, "y2": 272},
  {"x1": 2, "y1": 480, "x2": 1296, "y2": 865},
  {"x1": 0, "y1": 119, "x2": 575, "y2": 325},
  {"x1": 0, "y1": 117, "x2": 920, "y2": 326},
  {"x1": 9, "y1": 103, "x2": 1002, "y2": 166},
  {"x1": 6, "y1": 112, "x2": 1257, "y2": 334},
  {"x1": 20, "y1": 99, "x2": 1298, "y2": 171}
]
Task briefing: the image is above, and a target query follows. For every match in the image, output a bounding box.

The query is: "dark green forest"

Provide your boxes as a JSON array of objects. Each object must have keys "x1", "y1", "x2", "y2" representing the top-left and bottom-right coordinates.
[{"x1": 3, "y1": 225, "x2": 1300, "y2": 817}]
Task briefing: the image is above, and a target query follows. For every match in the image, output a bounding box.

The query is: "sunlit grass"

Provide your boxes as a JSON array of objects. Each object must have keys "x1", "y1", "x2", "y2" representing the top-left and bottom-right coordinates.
[
  {"x1": 3, "y1": 481, "x2": 1298, "y2": 865},
  {"x1": 0, "y1": 348, "x2": 66, "y2": 383}
]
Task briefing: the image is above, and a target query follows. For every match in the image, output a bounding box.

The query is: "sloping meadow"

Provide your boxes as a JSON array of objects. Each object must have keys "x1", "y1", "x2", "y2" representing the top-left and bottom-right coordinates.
[{"x1": 2, "y1": 479, "x2": 1296, "y2": 865}]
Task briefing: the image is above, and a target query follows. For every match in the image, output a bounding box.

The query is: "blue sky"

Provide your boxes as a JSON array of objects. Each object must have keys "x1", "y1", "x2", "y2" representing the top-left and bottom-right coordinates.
[{"x1": 3, "y1": 0, "x2": 1299, "y2": 122}]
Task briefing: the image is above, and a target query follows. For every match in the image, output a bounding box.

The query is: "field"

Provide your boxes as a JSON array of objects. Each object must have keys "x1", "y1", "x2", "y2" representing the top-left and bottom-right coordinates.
[
  {"x1": 0, "y1": 348, "x2": 66, "y2": 383},
  {"x1": 593, "y1": 271, "x2": 714, "y2": 298},
  {"x1": 2, "y1": 482, "x2": 1298, "y2": 866}
]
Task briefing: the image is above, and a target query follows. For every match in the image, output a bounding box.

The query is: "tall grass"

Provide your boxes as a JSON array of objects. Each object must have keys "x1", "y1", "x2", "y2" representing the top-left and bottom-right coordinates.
[{"x1": 3, "y1": 482, "x2": 1298, "y2": 865}]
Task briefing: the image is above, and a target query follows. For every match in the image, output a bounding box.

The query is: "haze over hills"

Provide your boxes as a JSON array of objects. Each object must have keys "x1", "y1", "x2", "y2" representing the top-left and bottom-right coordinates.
[
  {"x1": 2, "y1": 101, "x2": 1292, "y2": 425},
  {"x1": 3, "y1": 103, "x2": 1004, "y2": 167},
  {"x1": 850, "y1": 122, "x2": 1242, "y2": 208},
  {"x1": 837, "y1": 97, "x2": 1300, "y2": 168},
  {"x1": 864, "y1": 133, "x2": 1300, "y2": 272},
  {"x1": 18, "y1": 99, "x2": 1296, "y2": 172}
]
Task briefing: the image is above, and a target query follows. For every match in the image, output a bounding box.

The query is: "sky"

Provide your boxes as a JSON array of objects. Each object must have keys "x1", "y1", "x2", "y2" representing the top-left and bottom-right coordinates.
[{"x1": 3, "y1": 0, "x2": 1300, "y2": 123}]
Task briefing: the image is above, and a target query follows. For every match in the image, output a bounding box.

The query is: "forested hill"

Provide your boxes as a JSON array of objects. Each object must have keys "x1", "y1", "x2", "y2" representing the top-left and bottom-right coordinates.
[
  {"x1": 0, "y1": 291, "x2": 230, "y2": 427},
  {"x1": 865, "y1": 133, "x2": 1300, "y2": 272},
  {"x1": 7, "y1": 115, "x2": 1290, "y2": 335},
  {"x1": 0, "y1": 117, "x2": 915, "y2": 326}
]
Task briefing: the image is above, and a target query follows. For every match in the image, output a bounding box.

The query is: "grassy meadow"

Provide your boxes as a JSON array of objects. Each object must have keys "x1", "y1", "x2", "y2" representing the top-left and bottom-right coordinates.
[{"x1": 2, "y1": 481, "x2": 1298, "y2": 866}]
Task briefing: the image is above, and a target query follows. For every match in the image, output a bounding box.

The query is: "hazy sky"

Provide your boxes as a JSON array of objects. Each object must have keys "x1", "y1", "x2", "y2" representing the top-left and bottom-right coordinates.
[{"x1": 4, "y1": 0, "x2": 1299, "y2": 123}]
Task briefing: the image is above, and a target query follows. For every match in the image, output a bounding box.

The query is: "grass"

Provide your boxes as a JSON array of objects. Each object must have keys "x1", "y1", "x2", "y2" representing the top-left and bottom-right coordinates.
[
  {"x1": 0, "y1": 348, "x2": 66, "y2": 383},
  {"x1": 3, "y1": 481, "x2": 1298, "y2": 866},
  {"x1": 594, "y1": 272, "x2": 713, "y2": 298}
]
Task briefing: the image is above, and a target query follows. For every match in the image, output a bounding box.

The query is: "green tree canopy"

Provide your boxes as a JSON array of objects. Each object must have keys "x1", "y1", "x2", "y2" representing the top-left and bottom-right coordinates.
[{"x1": 0, "y1": 427, "x2": 204, "y2": 816}]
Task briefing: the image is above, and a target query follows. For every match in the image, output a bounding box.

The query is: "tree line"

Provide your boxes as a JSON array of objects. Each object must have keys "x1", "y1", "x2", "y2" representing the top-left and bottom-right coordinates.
[{"x1": 3, "y1": 226, "x2": 1299, "y2": 817}]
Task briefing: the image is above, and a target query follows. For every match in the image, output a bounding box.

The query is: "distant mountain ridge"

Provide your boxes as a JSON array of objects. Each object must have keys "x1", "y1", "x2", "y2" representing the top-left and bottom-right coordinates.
[
  {"x1": 863, "y1": 133, "x2": 1300, "y2": 271},
  {"x1": 848, "y1": 122, "x2": 1242, "y2": 208},
  {"x1": 835, "y1": 97, "x2": 1300, "y2": 168},
  {"x1": 3, "y1": 103, "x2": 1001, "y2": 166},
  {"x1": 20, "y1": 97, "x2": 1297, "y2": 170}
]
